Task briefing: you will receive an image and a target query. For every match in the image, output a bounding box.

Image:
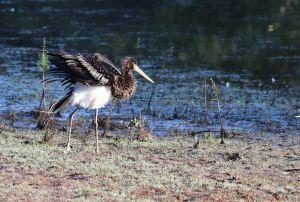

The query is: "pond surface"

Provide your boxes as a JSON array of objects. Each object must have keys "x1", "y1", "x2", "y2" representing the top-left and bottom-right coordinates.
[{"x1": 0, "y1": 0, "x2": 299, "y2": 135}]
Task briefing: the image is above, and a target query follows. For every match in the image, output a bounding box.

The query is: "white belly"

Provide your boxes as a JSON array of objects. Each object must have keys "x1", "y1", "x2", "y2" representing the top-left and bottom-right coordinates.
[{"x1": 69, "y1": 83, "x2": 112, "y2": 109}]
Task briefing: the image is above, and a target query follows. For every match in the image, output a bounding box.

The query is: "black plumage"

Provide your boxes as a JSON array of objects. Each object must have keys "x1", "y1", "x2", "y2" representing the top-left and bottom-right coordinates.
[{"x1": 47, "y1": 51, "x2": 121, "y2": 89}]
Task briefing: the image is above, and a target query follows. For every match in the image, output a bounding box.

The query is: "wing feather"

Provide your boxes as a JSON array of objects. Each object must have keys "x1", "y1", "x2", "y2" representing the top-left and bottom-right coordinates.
[{"x1": 47, "y1": 51, "x2": 121, "y2": 89}]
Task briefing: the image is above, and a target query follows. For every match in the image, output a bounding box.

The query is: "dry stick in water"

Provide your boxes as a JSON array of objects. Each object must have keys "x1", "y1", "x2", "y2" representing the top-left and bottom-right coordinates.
[
  {"x1": 147, "y1": 47, "x2": 173, "y2": 114},
  {"x1": 210, "y1": 78, "x2": 225, "y2": 144},
  {"x1": 40, "y1": 73, "x2": 46, "y2": 109},
  {"x1": 146, "y1": 63, "x2": 164, "y2": 113},
  {"x1": 147, "y1": 85, "x2": 157, "y2": 114},
  {"x1": 204, "y1": 78, "x2": 209, "y2": 126}
]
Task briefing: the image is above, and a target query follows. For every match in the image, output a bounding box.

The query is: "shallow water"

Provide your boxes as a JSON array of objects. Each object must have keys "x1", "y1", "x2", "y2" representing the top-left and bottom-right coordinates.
[{"x1": 0, "y1": 1, "x2": 299, "y2": 135}]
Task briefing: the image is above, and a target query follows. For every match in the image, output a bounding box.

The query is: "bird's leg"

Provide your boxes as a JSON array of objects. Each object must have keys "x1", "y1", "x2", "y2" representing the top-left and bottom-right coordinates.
[
  {"x1": 67, "y1": 108, "x2": 78, "y2": 151},
  {"x1": 95, "y1": 108, "x2": 100, "y2": 153}
]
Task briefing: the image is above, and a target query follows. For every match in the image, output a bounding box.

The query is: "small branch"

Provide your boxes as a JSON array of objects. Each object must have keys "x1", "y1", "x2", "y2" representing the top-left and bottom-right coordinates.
[
  {"x1": 204, "y1": 78, "x2": 209, "y2": 126},
  {"x1": 146, "y1": 84, "x2": 157, "y2": 113},
  {"x1": 210, "y1": 78, "x2": 225, "y2": 144},
  {"x1": 146, "y1": 47, "x2": 172, "y2": 114},
  {"x1": 34, "y1": 109, "x2": 55, "y2": 114},
  {"x1": 284, "y1": 168, "x2": 300, "y2": 172},
  {"x1": 189, "y1": 130, "x2": 219, "y2": 136}
]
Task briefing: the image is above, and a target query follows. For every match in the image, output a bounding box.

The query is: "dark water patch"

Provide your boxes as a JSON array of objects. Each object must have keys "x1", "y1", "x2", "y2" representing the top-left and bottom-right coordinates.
[{"x1": 0, "y1": 67, "x2": 298, "y2": 136}]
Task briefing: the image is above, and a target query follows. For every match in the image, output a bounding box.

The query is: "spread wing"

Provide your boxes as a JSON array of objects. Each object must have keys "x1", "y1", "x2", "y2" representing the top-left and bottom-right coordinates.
[{"x1": 47, "y1": 51, "x2": 121, "y2": 89}]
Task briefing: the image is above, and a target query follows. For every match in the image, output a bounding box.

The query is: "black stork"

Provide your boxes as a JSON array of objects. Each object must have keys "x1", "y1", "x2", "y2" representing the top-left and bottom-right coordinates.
[{"x1": 47, "y1": 51, "x2": 154, "y2": 153}]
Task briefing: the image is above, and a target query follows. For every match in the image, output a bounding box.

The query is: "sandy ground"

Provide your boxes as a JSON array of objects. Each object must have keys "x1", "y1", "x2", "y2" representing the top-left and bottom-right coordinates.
[{"x1": 0, "y1": 127, "x2": 299, "y2": 201}]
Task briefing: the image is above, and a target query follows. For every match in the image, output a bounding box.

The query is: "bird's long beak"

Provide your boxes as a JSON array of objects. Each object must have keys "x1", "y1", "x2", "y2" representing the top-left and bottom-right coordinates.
[{"x1": 133, "y1": 64, "x2": 155, "y2": 83}]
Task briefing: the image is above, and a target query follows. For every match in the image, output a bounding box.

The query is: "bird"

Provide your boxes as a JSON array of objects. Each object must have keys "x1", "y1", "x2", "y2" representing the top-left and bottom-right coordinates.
[{"x1": 47, "y1": 51, "x2": 154, "y2": 153}]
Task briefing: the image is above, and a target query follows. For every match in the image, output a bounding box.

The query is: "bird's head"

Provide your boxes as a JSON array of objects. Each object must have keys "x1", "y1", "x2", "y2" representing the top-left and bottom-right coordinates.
[{"x1": 122, "y1": 57, "x2": 154, "y2": 83}]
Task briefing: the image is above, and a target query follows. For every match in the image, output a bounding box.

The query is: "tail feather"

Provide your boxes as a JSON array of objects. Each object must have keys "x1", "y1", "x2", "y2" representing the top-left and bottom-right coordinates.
[{"x1": 49, "y1": 93, "x2": 72, "y2": 112}]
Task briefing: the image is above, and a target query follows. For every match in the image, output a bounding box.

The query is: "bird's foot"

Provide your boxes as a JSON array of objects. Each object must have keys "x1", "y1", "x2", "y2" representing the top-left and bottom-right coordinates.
[
  {"x1": 66, "y1": 145, "x2": 72, "y2": 151},
  {"x1": 95, "y1": 146, "x2": 100, "y2": 154}
]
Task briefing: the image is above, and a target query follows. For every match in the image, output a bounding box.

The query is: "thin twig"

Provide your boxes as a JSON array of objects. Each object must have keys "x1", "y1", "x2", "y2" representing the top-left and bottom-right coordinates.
[
  {"x1": 204, "y1": 78, "x2": 209, "y2": 126},
  {"x1": 210, "y1": 78, "x2": 225, "y2": 144},
  {"x1": 146, "y1": 85, "x2": 157, "y2": 113},
  {"x1": 147, "y1": 47, "x2": 173, "y2": 114},
  {"x1": 34, "y1": 109, "x2": 56, "y2": 114},
  {"x1": 189, "y1": 130, "x2": 219, "y2": 135}
]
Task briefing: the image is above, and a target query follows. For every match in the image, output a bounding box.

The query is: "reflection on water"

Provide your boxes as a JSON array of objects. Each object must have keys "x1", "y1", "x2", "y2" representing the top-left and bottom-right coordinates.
[
  {"x1": 1, "y1": 0, "x2": 300, "y2": 81},
  {"x1": 0, "y1": 1, "x2": 299, "y2": 134}
]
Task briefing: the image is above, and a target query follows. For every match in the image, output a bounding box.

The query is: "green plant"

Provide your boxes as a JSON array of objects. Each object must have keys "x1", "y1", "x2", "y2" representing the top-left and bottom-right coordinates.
[
  {"x1": 128, "y1": 115, "x2": 145, "y2": 130},
  {"x1": 127, "y1": 114, "x2": 145, "y2": 139},
  {"x1": 37, "y1": 38, "x2": 50, "y2": 109},
  {"x1": 202, "y1": 133, "x2": 214, "y2": 142}
]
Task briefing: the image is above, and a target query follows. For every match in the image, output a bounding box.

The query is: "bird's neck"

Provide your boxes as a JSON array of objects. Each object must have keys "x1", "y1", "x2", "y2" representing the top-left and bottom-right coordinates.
[{"x1": 111, "y1": 67, "x2": 136, "y2": 100}]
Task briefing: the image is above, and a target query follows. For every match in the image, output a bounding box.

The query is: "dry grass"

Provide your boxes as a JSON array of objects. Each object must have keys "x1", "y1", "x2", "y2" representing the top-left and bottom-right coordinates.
[{"x1": 0, "y1": 129, "x2": 299, "y2": 201}]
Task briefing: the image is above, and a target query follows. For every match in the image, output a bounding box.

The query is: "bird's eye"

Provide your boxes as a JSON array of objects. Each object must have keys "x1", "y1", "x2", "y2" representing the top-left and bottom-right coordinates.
[{"x1": 132, "y1": 59, "x2": 137, "y2": 65}]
